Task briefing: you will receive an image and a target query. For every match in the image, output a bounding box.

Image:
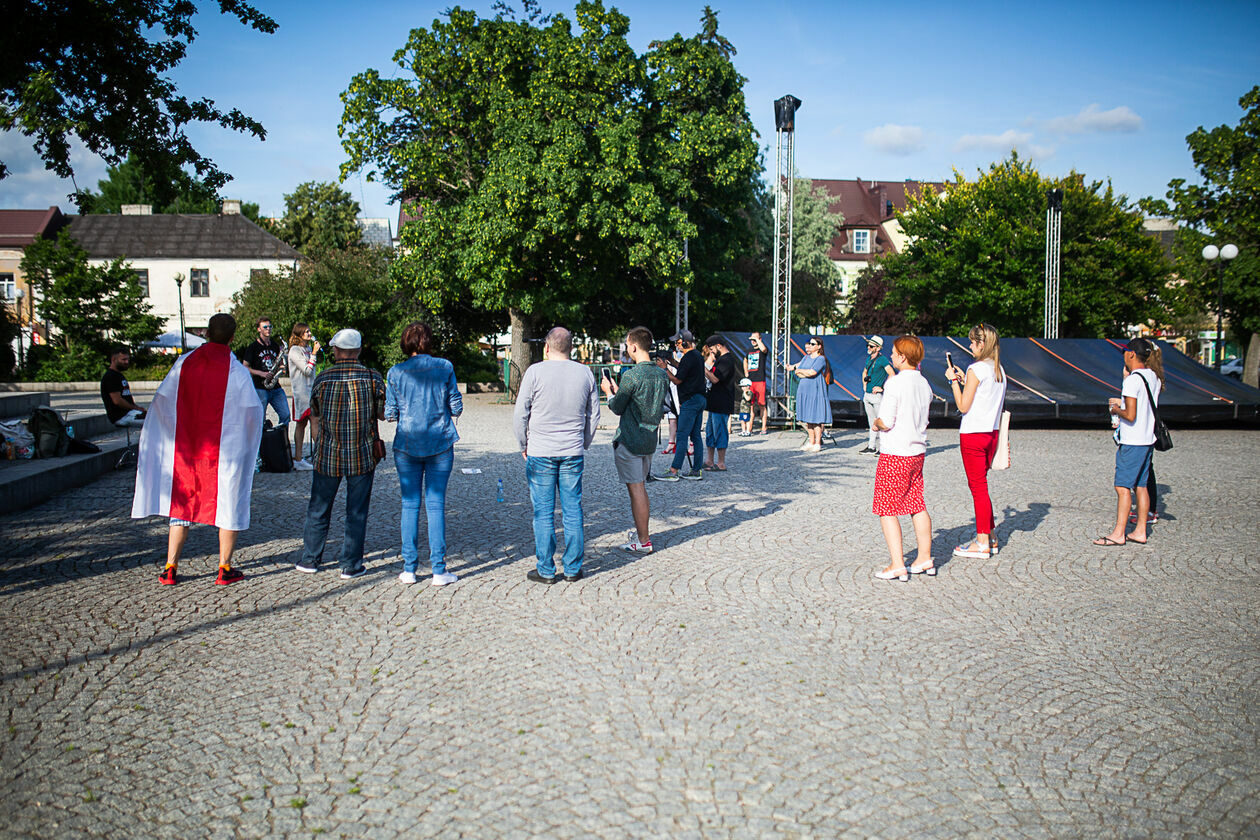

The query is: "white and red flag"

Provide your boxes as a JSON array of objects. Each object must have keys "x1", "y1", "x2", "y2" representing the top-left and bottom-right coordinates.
[{"x1": 132, "y1": 343, "x2": 264, "y2": 530}]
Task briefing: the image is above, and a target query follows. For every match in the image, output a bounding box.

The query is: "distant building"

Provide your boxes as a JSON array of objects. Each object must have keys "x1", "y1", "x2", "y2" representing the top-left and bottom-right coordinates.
[
  {"x1": 357, "y1": 218, "x2": 393, "y2": 248},
  {"x1": 67, "y1": 202, "x2": 301, "y2": 335},
  {"x1": 809, "y1": 178, "x2": 947, "y2": 306},
  {"x1": 0, "y1": 207, "x2": 71, "y2": 345}
]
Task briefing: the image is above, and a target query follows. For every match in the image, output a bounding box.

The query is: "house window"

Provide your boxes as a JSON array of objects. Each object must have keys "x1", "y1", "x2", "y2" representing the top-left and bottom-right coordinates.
[
  {"x1": 0, "y1": 273, "x2": 14, "y2": 301},
  {"x1": 190, "y1": 268, "x2": 209, "y2": 297},
  {"x1": 249, "y1": 268, "x2": 270, "y2": 283},
  {"x1": 133, "y1": 269, "x2": 149, "y2": 296},
  {"x1": 852, "y1": 230, "x2": 870, "y2": 254}
]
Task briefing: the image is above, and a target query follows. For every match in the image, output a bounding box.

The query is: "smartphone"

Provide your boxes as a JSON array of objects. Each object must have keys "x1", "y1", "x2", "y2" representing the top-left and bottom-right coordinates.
[
  {"x1": 945, "y1": 351, "x2": 954, "y2": 372},
  {"x1": 601, "y1": 368, "x2": 613, "y2": 382}
]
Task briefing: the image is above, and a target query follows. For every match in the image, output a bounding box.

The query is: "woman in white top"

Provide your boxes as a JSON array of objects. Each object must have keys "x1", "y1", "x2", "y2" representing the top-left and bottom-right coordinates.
[
  {"x1": 1095, "y1": 337, "x2": 1162, "y2": 547},
  {"x1": 287, "y1": 322, "x2": 321, "y2": 469},
  {"x1": 945, "y1": 323, "x2": 1007, "y2": 560},
  {"x1": 871, "y1": 335, "x2": 935, "y2": 581}
]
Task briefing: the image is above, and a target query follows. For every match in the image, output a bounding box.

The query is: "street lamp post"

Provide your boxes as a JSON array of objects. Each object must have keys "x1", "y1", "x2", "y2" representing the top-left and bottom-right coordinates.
[
  {"x1": 1202, "y1": 243, "x2": 1239, "y2": 371},
  {"x1": 173, "y1": 273, "x2": 186, "y2": 353},
  {"x1": 13, "y1": 288, "x2": 24, "y2": 369}
]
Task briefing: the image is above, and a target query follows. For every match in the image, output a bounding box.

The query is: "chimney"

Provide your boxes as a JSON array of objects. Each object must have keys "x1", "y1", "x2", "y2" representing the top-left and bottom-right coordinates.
[
  {"x1": 221, "y1": 199, "x2": 242, "y2": 215},
  {"x1": 121, "y1": 204, "x2": 153, "y2": 215}
]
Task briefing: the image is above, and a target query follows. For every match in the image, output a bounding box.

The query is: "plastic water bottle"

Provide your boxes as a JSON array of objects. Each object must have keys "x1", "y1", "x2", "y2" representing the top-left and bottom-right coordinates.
[
  {"x1": 496, "y1": 478, "x2": 504, "y2": 502},
  {"x1": 65, "y1": 424, "x2": 74, "y2": 439}
]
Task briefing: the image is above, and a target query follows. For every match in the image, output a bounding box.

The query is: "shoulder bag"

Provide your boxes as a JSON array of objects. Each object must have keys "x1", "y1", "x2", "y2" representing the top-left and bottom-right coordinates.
[
  {"x1": 991, "y1": 410, "x2": 1012, "y2": 471},
  {"x1": 370, "y1": 375, "x2": 386, "y2": 464},
  {"x1": 1138, "y1": 373, "x2": 1172, "y2": 452}
]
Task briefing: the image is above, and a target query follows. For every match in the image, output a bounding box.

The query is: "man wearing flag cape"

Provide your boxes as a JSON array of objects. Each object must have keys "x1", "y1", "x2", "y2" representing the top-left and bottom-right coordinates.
[{"x1": 132, "y1": 313, "x2": 265, "y2": 585}]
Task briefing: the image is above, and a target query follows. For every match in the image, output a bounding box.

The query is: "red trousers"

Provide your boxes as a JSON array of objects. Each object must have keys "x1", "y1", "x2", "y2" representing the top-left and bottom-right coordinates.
[{"x1": 959, "y1": 431, "x2": 999, "y2": 535}]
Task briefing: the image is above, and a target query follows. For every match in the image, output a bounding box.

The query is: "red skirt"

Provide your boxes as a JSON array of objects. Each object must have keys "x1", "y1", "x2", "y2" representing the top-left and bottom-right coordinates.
[{"x1": 872, "y1": 453, "x2": 926, "y2": 516}]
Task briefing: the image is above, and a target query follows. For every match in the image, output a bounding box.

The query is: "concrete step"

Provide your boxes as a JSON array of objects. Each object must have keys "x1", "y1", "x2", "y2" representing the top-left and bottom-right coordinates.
[
  {"x1": 0, "y1": 392, "x2": 50, "y2": 422},
  {"x1": 59, "y1": 410, "x2": 119, "y2": 441},
  {"x1": 0, "y1": 430, "x2": 133, "y2": 514}
]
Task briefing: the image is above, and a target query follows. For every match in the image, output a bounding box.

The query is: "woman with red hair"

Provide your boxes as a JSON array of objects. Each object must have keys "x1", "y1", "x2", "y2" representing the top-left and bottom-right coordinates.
[{"x1": 872, "y1": 335, "x2": 935, "y2": 581}]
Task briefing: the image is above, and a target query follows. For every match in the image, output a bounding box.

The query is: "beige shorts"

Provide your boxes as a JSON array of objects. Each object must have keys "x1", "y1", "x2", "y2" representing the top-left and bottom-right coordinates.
[{"x1": 614, "y1": 443, "x2": 653, "y2": 484}]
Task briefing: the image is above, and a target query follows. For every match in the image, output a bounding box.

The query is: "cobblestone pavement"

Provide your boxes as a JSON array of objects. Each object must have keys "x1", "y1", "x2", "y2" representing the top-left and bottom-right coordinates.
[{"x1": 2, "y1": 393, "x2": 1258, "y2": 839}]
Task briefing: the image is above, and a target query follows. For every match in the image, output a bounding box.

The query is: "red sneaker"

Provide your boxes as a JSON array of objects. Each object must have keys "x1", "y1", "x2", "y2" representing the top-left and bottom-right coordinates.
[
  {"x1": 158, "y1": 567, "x2": 177, "y2": 586},
  {"x1": 215, "y1": 567, "x2": 244, "y2": 586}
]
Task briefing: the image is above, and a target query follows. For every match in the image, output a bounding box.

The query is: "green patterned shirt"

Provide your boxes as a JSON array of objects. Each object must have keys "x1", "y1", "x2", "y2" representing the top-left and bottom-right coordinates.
[{"x1": 608, "y1": 361, "x2": 669, "y2": 456}]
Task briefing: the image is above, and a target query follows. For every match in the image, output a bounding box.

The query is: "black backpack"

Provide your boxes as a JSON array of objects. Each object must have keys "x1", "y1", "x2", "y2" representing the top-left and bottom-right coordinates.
[
  {"x1": 28, "y1": 407, "x2": 71, "y2": 459},
  {"x1": 259, "y1": 422, "x2": 293, "y2": 473}
]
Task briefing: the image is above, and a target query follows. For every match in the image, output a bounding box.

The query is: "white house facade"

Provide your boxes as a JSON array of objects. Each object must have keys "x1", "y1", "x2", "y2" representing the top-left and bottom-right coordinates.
[{"x1": 67, "y1": 203, "x2": 301, "y2": 335}]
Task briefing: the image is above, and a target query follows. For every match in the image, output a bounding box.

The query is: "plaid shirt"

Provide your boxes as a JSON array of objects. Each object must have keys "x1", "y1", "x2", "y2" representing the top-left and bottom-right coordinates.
[{"x1": 310, "y1": 359, "x2": 386, "y2": 476}]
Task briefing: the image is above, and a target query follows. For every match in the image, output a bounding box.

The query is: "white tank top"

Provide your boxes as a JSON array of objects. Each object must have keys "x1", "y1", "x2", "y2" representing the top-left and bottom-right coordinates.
[{"x1": 959, "y1": 360, "x2": 1006, "y2": 433}]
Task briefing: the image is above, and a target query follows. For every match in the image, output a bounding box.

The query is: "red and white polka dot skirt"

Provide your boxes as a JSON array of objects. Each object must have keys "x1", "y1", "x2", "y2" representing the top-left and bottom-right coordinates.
[{"x1": 872, "y1": 453, "x2": 926, "y2": 516}]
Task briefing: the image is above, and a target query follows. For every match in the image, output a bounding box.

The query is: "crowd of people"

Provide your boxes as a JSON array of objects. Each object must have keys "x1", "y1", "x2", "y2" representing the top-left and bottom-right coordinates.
[{"x1": 103, "y1": 319, "x2": 1164, "y2": 587}]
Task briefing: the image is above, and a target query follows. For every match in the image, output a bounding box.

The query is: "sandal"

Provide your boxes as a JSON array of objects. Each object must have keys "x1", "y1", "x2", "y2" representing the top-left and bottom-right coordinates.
[
  {"x1": 952, "y1": 540, "x2": 991, "y2": 559},
  {"x1": 1092, "y1": 536, "x2": 1125, "y2": 546},
  {"x1": 909, "y1": 562, "x2": 936, "y2": 576}
]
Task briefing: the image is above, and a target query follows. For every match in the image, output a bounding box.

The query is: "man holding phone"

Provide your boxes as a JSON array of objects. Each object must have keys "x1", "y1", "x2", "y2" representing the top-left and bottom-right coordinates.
[
  {"x1": 602, "y1": 327, "x2": 669, "y2": 553},
  {"x1": 654, "y1": 330, "x2": 706, "y2": 481},
  {"x1": 744, "y1": 332, "x2": 769, "y2": 434}
]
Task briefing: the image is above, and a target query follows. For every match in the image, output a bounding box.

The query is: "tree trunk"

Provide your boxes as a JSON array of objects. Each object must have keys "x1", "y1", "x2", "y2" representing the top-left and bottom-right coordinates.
[
  {"x1": 508, "y1": 306, "x2": 539, "y2": 399},
  {"x1": 1244, "y1": 332, "x2": 1259, "y2": 389}
]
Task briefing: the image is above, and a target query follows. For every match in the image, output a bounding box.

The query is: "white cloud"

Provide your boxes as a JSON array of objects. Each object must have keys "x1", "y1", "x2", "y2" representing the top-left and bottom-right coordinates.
[
  {"x1": 862, "y1": 124, "x2": 925, "y2": 156},
  {"x1": 1044, "y1": 104, "x2": 1143, "y2": 134},
  {"x1": 0, "y1": 131, "x2": 108, "y2": 209},
  {"x1": 953, "y1": 129, "x2": 1033, "y2": 152}
]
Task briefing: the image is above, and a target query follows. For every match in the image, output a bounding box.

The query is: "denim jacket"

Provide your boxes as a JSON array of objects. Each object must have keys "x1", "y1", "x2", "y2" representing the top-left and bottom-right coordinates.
[{"x1": 384, "y1": 354, "x2": 462, "y2": 457}]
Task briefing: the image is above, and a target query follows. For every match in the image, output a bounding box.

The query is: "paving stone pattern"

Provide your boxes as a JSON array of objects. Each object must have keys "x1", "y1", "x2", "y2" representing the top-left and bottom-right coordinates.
[{"x1": 2, "y1": 394, "x2": 1258, "y2": 838}]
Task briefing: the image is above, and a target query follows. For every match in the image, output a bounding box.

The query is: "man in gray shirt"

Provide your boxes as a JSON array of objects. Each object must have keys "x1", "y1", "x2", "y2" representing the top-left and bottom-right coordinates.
[{"x1": 513, "y1": 327, "x2": 600, "y2": 583}]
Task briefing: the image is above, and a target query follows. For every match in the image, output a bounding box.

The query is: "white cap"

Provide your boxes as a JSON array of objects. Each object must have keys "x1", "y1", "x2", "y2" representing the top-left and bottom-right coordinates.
[{"x1": 330, "y1": 329, "x2": 362, "y2": 350}]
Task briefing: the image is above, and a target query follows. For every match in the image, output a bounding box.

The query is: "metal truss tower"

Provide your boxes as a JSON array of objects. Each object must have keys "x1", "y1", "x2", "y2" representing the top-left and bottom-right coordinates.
[
  {"x1": 1044, "y1": 188, "x2": 1062, "y2": 339},
  {"x1": 769, "y1": 95, "x2": 801, "y2": 420}
]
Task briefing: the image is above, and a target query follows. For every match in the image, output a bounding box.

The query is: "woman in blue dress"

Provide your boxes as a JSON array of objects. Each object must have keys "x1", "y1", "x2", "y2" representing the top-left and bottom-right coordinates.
[{"x1": 786, "y1": 337, "x2": 833, "y2": 452}]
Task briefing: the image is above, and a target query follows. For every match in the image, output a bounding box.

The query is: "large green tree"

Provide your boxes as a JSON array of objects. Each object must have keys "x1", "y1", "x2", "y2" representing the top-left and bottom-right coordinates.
[
  {"x1": 865, "y1": 154, "x2": 1174, "y2": 338},
  {"x1": 78, "y1": 154, "x2": 261, "y2": 219},
  {"x1": 1, "y1": 0, "x2": 276, "y2": 199},
  {"x1": 1142, "y1": 86, "x2": 1260, "y2": 383},
  {"x1": 20, "y1": 230, "x2": 162, "y2": 380},
  {"x1": 339, "y1": 1, "x2": 761, "y2": 389},
  {"x1": 271, "y1": 181, "x2": 362, "y2": 254}
]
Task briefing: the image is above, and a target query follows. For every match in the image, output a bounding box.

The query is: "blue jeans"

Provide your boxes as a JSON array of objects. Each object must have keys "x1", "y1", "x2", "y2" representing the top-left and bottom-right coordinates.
[
  {"x1": 705, "y1": 413, "x2": 730, "y2": 450},
  {"x1": 525, "y1": 455, "x2": 584, "y2": 577},
  {"x1": 395, "y1": 447, "x2": 454, "y2": 574},
  {"x1": 302, "y1": 469, "x2": 375, "y2": 572},
  {"x1": 671, "y1": 394, "x2": 706, "y2": 471},
  {"x1": 256, "y1": 386, "x2": 291, "y2": 426}
]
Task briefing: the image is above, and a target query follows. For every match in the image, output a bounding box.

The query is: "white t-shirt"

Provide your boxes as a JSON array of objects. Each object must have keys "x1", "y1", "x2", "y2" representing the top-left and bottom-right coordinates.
[
  {"x1": 959, "y1": 360, "x2": 1007, "y2": 434},
  {"x1": 877, "y1": 369, "x2": 932, "y2": 456},
  {"x1": 1119, "y1": 368, "x2": 1160, "y2": 446}
]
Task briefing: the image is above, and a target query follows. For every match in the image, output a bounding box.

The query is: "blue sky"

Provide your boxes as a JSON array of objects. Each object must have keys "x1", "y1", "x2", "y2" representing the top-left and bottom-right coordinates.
[{"x1": 3, "y1": 0, "x2": 1258, "y2": 224}]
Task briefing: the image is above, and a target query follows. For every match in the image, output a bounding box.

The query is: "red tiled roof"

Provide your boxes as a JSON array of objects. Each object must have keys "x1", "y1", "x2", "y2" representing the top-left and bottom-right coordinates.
[
  {"x1": 0, "y1": 207, "x2": 69, "y2": 249},
  {"x1": 810, "y1": 179, "x2": 945, "y2": 260}
]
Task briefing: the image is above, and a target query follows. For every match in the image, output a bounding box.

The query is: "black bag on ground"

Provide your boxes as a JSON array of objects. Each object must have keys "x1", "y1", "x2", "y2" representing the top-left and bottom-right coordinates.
[
  {"x1": 259, "y1": 423, "x2": 293, "y2": 473},
  {"x1": 68, "y1": 437, "x2": 101, "y2": 454},
  {"x1": 28, "y1": 407, "x2": 71, "y2": 459}
]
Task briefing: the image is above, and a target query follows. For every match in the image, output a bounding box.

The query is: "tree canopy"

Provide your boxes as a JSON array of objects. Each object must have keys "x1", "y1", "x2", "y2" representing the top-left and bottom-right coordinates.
[
  {"x1": 271, "y1": 181, "x2": 363, "y2": 254},
  {"x1": 856, "y1": 154, "x2": 1175, "y2": 338},
  {"x1": 78, "y1": 155, "x2": 261, "y2": 219},
  {"x1": 20, "y1": 230, "x2": 162, "y2": 380},
  {"x1": 788, "y1": 178, "x2": 844, "y2": 331},
  {"x1": 1, "y1": 0, "x2": 276, "y2": 199},
  {"x1": 338, "y1": 1, "x2": 762, "y2": 384},
  {"x1": 1142, "y1": 86, "x2": 1260, "y2": 356}
]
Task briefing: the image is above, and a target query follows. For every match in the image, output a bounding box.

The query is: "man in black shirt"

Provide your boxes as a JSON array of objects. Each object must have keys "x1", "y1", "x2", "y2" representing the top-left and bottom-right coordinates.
[
  {"x1": 702, "y1": 336, "x2": 740, "y2": 471},
  {"x1": 101, "y1": 347, "x2": 146, "y2": 427},
  {"x1": 239, "y1": 317, "x2": 291, "y2": 429},
  {"x1": 654, "y1": 329, "x2": 705, "y2": 481}
]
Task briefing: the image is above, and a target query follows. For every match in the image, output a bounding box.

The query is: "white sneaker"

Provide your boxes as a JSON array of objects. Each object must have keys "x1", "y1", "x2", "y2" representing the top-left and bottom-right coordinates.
[
  {"x1": 621, "y1": 530, "x2": 654, "y2": 554},
  {"x1": 398, "y1": 571, "x2": 417, "y2": 584},
  {"x1": 431, "y1": 572, "x2": 459, "y2": 586},
  {"x1": 293, "y1": 458, "x2": 314, "y2": 471}
]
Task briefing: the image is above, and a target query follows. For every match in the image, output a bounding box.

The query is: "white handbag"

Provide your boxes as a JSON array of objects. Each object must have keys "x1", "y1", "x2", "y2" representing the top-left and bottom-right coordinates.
[{"x1": 991, "y1": 410, "x2": 1012, "y2": 471}]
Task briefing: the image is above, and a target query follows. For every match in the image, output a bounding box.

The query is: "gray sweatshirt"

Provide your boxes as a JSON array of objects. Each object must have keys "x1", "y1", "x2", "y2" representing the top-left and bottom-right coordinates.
[{"x1": 513, "y1": 359, "x2": 600, "y2": 457}]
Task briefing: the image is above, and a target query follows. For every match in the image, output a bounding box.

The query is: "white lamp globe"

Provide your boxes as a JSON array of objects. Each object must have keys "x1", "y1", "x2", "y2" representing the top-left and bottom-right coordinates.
[
  {"x1": 1202, "y1": 244, "x2": 1220, "y2": 260},
  {"x1": 1221, "y1": 243, "x2": 1239, "y2": 260}
]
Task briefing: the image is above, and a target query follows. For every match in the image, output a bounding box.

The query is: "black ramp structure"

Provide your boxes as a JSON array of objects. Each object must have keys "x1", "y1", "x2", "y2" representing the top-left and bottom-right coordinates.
[{"x1": 716, "y1": 332, "x2": 1260, "y2": 425}]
